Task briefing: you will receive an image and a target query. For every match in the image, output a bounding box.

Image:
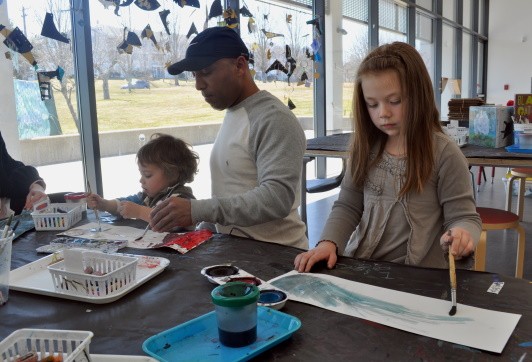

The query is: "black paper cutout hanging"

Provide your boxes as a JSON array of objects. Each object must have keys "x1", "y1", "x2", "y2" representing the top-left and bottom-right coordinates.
[
  {"x1": 159, "y1": 9, "x2": 171, "y2": 35},
  {"x1": 134, "y1": 0, "x2": 161, "y2": 10},
  {"x1": 113, "y1": 0, "x2": 135, "y2": 16},
  {"x1": 287, "y1": 98, "x2": 296, "y2": 110},
  {"x1": 37, "y1": 67, "x2": 64, "y2": 101},
  {"x1": 286, "y1": 14, "x2": 292, "y2": 23},
  {"x1": 247, "y1": 17, "x2": 256, "y2": 34},
  {"x1": 239, "y1": 6, "x2": 253, "y2": 17},
  {"x1": 186, "y1": 23, "x2": 198, "y2": 39},
  {"x1": 263, "y1": 14, "x2": 268, "y2": 20},
  {"x1": 297, "y1": 71, "x2": 309, "y2": 86},
  {"x1": 126, "y1": 30, "x2": 142, "y2": 47},
  {"x1": 265, "y1": 59, "x2": 288, "y2": 74},
  {"x1": 305, "y1": 47, "x2": 314, "y2": 61},
  {"x1": 174, "y1": 0, "x2": 200, "y2": 8},
  {"x1": 0, "y1": 25, "x2": 37, "y2": 66},
  {"x1": 208, "y1": 0, "x2": 223, "y2": 19},
  {"x1": 285, "y1": 45, "x2": 296, "y2": 80},
  {"x1": 224, "y1": 8, "x2": 239, "y2": 28},
  {"x1": 248, "y1": 52, "x2": 254, "y2": 66},
  {"x1": 261, "y1": 29, "x2": 284, "y2": 39},
  {"x1": 41, "y1": 13, "x2": 70, "y2": 44},
  {"x1": 98, "y1": 0, "x2": 115, "y2": 9},
  {"x1": 141, "y1": 24, "x2": 159, "y2": 48},
  {"x1": 306, "y1": 17, "x2": 322, "y2": 35}
]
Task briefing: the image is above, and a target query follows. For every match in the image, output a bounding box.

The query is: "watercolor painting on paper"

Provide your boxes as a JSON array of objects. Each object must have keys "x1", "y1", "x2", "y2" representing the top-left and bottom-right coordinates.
[{"x1": 269, "y1": 271, "x2": 521, "y2": 353}]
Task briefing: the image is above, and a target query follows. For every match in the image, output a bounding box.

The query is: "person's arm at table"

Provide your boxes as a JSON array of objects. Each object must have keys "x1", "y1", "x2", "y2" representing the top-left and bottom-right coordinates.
[{"x1": 295, "y1": 164, "x2": 364, "y2": 272}]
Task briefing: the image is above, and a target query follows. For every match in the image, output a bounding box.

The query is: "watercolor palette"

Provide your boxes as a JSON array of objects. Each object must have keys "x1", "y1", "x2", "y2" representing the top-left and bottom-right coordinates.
[
  {"x1": 9, "y1": 252, "x2": 169, "y2": 304},
  {"x1": 142, "y1": 306, "x2": 301, "y2": 362},
  {"x1": 201, "y1": 265, "x2": 288, "y2": 309}
]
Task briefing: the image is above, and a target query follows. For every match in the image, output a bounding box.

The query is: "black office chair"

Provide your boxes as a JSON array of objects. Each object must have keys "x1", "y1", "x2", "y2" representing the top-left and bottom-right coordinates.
[{"x1": 300, "y1": 157, "x2": 346, "y2": 231}]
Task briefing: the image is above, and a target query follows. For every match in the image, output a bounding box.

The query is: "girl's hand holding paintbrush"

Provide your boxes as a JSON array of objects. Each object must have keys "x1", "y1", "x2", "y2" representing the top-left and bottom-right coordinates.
[{"x1": 439, "y1": 227, "x2": 476, "y2": 259}]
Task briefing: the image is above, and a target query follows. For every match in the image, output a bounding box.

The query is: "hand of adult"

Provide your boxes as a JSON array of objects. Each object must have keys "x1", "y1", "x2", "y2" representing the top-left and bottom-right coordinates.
[
  {"x1": 439, "y1": 227, "x2": 475, "y2": 260},
  {"x1": 150, "y1": 197, "x2": 192, "y2": 232},
  {"x1": 294, "y1": 240, "x2": 338, "y2": 273},
  {"x1": 24, "y1": 183, "x2": 47, "y2": 210}
]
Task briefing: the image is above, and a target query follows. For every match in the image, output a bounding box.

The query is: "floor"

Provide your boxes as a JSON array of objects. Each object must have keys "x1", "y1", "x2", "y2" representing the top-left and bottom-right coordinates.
[{"x1": 305, "y1": 166, "x2": 532, "y2": 280}]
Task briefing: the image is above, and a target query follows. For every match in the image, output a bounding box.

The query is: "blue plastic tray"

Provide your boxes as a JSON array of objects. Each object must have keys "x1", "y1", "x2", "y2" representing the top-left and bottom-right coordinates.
[
  {"x1": 142, "y1": 307, "x2": 301, "y2": 362},
  {"x1": 506, "y1": 145, "x2": 532, "y2": 154}
]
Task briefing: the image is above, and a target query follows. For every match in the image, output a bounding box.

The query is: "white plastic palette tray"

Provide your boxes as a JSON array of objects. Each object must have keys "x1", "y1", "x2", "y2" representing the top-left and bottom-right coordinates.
[{"x1": 10, "y1": 252, "x2": 169, "y2": 304}]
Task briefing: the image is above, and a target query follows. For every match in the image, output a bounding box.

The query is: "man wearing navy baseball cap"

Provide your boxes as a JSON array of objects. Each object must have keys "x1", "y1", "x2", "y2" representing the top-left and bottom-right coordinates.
[{"x1": 153, "y1": 26, "x2": 309, "y2": 250}]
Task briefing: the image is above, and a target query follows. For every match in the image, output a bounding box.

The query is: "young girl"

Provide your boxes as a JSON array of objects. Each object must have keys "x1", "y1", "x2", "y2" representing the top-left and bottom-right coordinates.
[
  {"x1": 87, "y1": 133, "x2": 198, "y2": 223},
  {"x1": 295, "y1": 42, "x2": 481, "y2": 272}
]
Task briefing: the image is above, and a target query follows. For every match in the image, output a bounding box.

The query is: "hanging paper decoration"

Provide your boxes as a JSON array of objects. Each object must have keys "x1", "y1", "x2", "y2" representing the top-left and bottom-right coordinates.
[
  {"x1": 117, "y1": 28, "x2": 141, "y2": 54},
  {"x1": 287, "y1": 98, "x2": 296, "y2": 110},
  {"x1": 247, "y1": 18, "x2": 256, "y2": 34},
  {"x1": 98, "y1": 0, "x2": 116, "y2": 8},
  {"x1": 248, "y1": 52, "x2": 254, "y2": 66},
  {"x1": 186, "y1": 23, "x2": 198, "y2": 39},
  {"x1": 286, "y1": 14, "x2": 292, "y2": 23},
  {"x1": 141, "y1": 24, "x2": 159, "y2": 48},
  {"x1": 265, "y1": 60, "x2": 288, "y2": 74},
  {"x1": 297, "y1": 71, "x2": 309, "y2": 86},
  {"x1": 266, "y1": 49, "x2": 271, "y2": 60},
  {"x1": 134, "y1": 0, "x2": 161, "y2": 11},
  {"x1": 305, "y1": 47, "x2": 314, "y2": 61},
  {"x1": 239, "y1": 6, "x2": 253, "y2": 17},
  {"x1": 306, "y1": 17, "x2": 322, "y2": 35},
  {"x1": 261, "y1": 29, "x2": 284, "y2": 39},
  {"x1": 174, "y1": 0, "x2": 200, "y2": 8},
  {"x1": 113, "y1": 0, "x2": 135, "y2": 16},
  {"x1": 223, "y1": 8, "x2": 239, "y2": 28},
  {"x1": 285, "y1": 45, "x2": 296, "y2": 80},
  {"x1": 41, "y1": 13, "x2": 70, "y2": 44},
  {"x1": 37, "y1": 66, "x2": 65, "y2": 100},
  {"x1": 263, "y1": 14, "x2": 268, "y2": 20},
  {"x1": 159, "y1": 9, "x2": 171, "y2": 35},
  {"x1": 0, "y1": 24, "x2": 37, "y2": 66},
  {"x1": 208, "y1": 0, "x2": 223, "y2": 19}
]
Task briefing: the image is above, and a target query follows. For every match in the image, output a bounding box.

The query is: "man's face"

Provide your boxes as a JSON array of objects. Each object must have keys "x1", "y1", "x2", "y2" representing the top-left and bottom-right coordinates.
[{"x1": 193, "y1": 58, "x2": 242, "y2": 111}]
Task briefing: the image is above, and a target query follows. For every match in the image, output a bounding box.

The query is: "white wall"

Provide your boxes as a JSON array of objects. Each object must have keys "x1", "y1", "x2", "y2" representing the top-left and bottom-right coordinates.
[{"x1": 487, "y1": 0, "x2": 532, "y2": 105}]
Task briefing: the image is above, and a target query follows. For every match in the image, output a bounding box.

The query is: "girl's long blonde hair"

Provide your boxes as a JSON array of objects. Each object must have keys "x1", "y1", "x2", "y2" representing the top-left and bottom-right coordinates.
[{"x1": 350, "y1": 42, "x2": 443, "y2": 196}]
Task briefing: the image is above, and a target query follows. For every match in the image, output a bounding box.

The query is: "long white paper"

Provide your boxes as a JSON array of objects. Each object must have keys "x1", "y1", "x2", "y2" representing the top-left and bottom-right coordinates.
[{"x1": 269, "y1": 271, "x2": 521, "y2": 353}]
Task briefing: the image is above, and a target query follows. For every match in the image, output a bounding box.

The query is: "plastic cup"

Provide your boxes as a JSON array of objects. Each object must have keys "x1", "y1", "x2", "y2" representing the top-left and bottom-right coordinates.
[
  {"x1": 211, "y1": 282, "x2": 260, "y2": 347},
  {"x1": 64, "y1": 192, "x2": 88, "y2": 212},
  {"x1": 0, "y1": 231, "x2": 14, "y2": 306}
]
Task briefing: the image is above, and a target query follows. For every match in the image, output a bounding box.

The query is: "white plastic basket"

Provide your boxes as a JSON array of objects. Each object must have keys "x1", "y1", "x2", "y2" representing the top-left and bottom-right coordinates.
[
  {"x1": 48, "y1": 250, "x2": 138, "y2": 297},
  {"x1": 31, "y1": 203, "x2": 82, "y2": 231},
  {"x1": 0, "y1": 329, "x2": 93, "y2": 362}
]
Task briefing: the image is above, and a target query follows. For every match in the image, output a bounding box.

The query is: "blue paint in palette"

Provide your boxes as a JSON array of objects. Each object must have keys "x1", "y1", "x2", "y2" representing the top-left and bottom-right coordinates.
[{"x1": 519, "y1": 342, "x2": 532, "y2": 347}]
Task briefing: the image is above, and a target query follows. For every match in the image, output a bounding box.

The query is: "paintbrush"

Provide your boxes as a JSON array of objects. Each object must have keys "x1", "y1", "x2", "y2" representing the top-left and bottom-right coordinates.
[
  {"x1": 2, "y1": 214, "x2": 13, "y2": 238},
  {"x1": 134, "y1": 187, "x2": 176, "y2": 241},
  {"x1": 447, "y1": 230, "x2": 457, "y2": 316},
  {"x1": 86, "y1": 180, "x2": 102, "y2": 232}
]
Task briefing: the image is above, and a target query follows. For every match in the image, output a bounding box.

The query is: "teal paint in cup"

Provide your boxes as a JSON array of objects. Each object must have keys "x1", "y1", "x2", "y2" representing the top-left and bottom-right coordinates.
[{"x1": 211, "y1": 281, "x2": 260, "y2": 347}]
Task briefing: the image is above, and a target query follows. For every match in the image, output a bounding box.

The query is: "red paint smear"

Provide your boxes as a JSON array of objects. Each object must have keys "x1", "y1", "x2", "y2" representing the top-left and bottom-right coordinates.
[
  {"x1": 361, "y1": 320, "x2": 388, "y2": 329},
  {"x1": 163, "y1": 230, "x2": 213, "y2": 251}
]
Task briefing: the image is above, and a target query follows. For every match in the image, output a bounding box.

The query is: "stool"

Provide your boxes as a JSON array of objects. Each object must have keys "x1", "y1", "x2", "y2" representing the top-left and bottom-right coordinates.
[
  {"x1": 505, "y1": 167, "x2": 532, "y2": 221},
  {"x1": 475, "y1": 207, "x2": 525, "y2": 278}
]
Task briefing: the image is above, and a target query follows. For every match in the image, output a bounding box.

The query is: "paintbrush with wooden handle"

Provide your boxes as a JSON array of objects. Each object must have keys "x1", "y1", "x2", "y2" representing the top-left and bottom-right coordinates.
[{"x1": 447, "y1": 229, "x2": 457, "y2": 316}]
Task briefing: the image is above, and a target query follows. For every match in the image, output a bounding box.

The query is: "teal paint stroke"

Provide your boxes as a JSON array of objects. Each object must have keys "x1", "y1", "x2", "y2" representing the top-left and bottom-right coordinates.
[
  {"x1": 519, "y1": 342, "x2": 532, "y2": 347},
  {"x1": 271, "y1": 274, "x2": 472, "y2": 325}
]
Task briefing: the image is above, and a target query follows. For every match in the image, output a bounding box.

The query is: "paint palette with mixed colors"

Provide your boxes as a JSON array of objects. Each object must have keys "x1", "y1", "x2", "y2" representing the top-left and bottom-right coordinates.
[{"x1": 201, "y1": 264, "x2": 288, "y2": 310}]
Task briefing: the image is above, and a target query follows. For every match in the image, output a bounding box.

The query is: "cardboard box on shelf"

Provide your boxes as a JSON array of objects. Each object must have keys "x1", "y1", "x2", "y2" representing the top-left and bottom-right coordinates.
[{"x1": 468, "y1": 106, "x2": 514, "y2": 148}]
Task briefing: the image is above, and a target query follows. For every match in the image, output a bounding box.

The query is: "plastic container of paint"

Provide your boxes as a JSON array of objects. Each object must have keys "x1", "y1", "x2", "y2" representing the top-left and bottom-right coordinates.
[
  {"x1": 64, "y1": 192, "x2": 88, "y2": 212},
  {"x1": 211, "y1": 281, "x2": 260, "y2": 347}
]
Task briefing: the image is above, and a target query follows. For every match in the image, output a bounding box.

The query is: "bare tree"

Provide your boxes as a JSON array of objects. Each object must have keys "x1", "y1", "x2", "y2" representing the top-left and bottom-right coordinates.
[{"x1": 92, "y1": 26, "x2": 122, "y2": 100}]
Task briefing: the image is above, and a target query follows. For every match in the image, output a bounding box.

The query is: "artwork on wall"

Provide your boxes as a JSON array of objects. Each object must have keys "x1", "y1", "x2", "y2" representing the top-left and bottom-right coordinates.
[{"x1": 269, "y1": 271, "x2": 521, "y2": 353}]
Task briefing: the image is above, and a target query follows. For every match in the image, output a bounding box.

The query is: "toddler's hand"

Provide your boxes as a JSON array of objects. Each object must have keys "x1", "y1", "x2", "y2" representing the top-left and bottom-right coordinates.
[
  {"x1": 86, "y1": 193, "x2": 103, "y2": 210},
  {"x1": 118, "y1": 201, "x2": 140, "y2": 219}
]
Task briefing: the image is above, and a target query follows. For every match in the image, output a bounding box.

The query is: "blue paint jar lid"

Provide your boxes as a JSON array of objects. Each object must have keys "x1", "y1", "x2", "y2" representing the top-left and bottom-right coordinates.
[{"x1": 211, "y1": 282, "x2": 259, "y2": 307}]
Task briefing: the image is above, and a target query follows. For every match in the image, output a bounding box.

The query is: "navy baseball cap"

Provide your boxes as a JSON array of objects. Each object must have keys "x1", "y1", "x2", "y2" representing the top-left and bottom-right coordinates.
[{"x1": 167, "y1": 27, "x2": 249, "y2": 75}]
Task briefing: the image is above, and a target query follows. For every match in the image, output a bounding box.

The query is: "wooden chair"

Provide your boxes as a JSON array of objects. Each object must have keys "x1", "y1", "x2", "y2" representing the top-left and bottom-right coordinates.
[
  {"x1": 505, "y1": 167, "x2": 532, "y2": 221},
  {"x1": 474, "y1": 207, "x2": 525, "y2": 278},
  {"x1": 469, "y1": 171, "x2": 526, "y2": 278}
]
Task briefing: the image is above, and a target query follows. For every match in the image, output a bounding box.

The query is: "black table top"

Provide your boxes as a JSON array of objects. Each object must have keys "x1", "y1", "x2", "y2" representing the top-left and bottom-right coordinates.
[
  {"x1": 2, "y1": 219, "x2": 531, "y2": 360},
  {"x1": 306, "y1": 132, "x2": 532, "y2": 162}
]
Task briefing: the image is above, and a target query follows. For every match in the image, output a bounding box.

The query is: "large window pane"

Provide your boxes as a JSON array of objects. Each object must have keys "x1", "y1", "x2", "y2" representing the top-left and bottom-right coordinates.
[
  {"x1": 441, "y1": 24, "x2": 457, "y2": 120},
  {"x1": 4, "y1": 0, "x2": 85, "y2": 195},
  {"x1": 415, "y1": 12, "x2": 435, "y2": 85},
  {"x1": 462, "y1": 32, "x2": 472, "y2": 97},
  {"x1": 442, "y1": 0, "x2": 456, "y2": 21},
  {"x1": 87, "y1": 0, "x2": 315, "y2": 200}
]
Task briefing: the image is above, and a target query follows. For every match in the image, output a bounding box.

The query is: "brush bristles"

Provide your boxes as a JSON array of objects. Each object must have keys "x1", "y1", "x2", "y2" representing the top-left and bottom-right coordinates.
[{"x1": 449, "y1": 305, "x2": 457, "y2": 316}]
